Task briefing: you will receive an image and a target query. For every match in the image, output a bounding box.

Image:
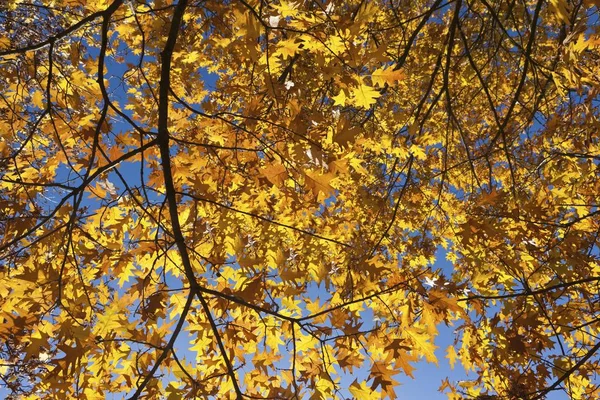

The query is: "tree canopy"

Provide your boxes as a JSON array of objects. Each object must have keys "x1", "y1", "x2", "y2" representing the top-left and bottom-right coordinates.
[{"x1": 1, "y1": 0, "x2": 600, "y2": 398}]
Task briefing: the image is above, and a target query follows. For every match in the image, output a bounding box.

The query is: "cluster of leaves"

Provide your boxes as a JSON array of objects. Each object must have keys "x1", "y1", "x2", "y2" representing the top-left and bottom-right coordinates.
[{"x1": 0, "y1": 0, "x2": 599, "y2": 398}]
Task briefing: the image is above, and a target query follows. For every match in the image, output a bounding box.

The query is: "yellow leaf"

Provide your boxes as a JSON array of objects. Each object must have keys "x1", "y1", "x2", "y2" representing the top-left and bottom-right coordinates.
[
  {"x1": 305, "y1": 170, "x2": 336, "y2": 198},
  {"x1": 409, "y1": 144, "x2": 427, "y2": 160},
  {"x1": 350, "y1": 83, "x2": 380, "y2": 108},
  {"x1": 273, "y1": 0, "x2": 300, "y2": 18},
  {"x1": 428, "y1": 289, "x2": 463, "y2": 314},
  {"x1": 332, "y1": 90, "x2": 347, "y2": 106},
  {"x1": 349, "y1": 157, "x2": 369, "y2": 176},
  {"x1": 190, "y1": 334, "x2": 212, "y2": 355},
  {"x1": 325, "y1": 34, "x2": 347, "y2": 55},
  {"x1": 406, "y1": 327, "x2": 438, "y2": 364},
  {"x1": 370, "y1": 361, "x2": 401, "y2": 398},
  {"x1": 274, "y1": 38, "x2": 302, "y2": 59},
  {"x1": 396, "y1": 351, "x2": 417, "y2": 378},
  {"x1": 117, "y1": 261, "x2": 136, "y2": 287},
  {"x1": 349, "y1": 379, "x2": 379, "y2": 399},
  {"x1": 446, "y1": 345, "x2": 458, "y2": 369},
  {"x1": 371, "y1": 66, "x2": 404, "y2": 87},
  {"x1": 181, "y1": 51, "x2": 201, "y2": 64},
  {"x1": 261, "y1": 163, "x2": 287, "y2": 185},
  {"x1": 32, "y1": 91, "x2": 44, "y2": 108},
  {"x1": 95, "y1": 297, "x2": 128, "y2": 336},
  {"x1": 549, "y1": 0, "x2": 570, "y2": 24}
]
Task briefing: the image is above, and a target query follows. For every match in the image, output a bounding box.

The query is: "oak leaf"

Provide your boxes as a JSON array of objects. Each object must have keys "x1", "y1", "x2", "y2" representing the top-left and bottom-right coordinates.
[
  {"x1": 350, "y1": 83, "x2": 380, "y2": 108},
  {"x1": 371, "y1": 66, "x2": 404, "y2": 87}
]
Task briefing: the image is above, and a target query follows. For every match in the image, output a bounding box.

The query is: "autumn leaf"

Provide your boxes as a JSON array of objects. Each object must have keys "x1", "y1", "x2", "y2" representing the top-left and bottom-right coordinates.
[
  {"x1": 333, "y1": 121, "x2": 360, "y2": 149},
  {"x1": 332, "y1": 89, "x2": 347, "y2": 106},
  {"x1": 548, "y1": 0, "x2": 571, "y2": 24},
  {"x1": 31, "y1": 90, "x2": 45, "y2": 108},
  {"x1": 406, "y1": 327, "x2": 438, "y2": 364},
  {"x1": 371, "y1": 66, "x2": 404, "y2": 87},
  {"x1": 446, "y1": 345, "x2": 458, "y2": 369},
  {"x1": 370, "y1": 362, "x2": 401, "y2": 398},
  {"x1": 95, "y1": 298, "x2": 129, "y2": 337},
  {"x1": 261, "y1": 163, "x2": 287, "y2": 186},
  {"x1": 304, "y1": 170, "x2": 336, "y2": 198},
  {"x1": 395, "y1": 351, "x2": 417, "y2": 379},
  {"x1": 350, "y1": 82, "x2": 381, "y2": 108},
  {"x1": 349, "y1": 379, "x2": 379, "y2": 399},
  {"x1": 384, "y1": 339, "x2": 417, "y2": 378},
  {"x1": 273, "y1": 38, "x2": 302, "y2": 59},
  {"x1": 428, "y1": 289, "x2": 463, "y2": 315},
  {"x1": 273, "y1": 0, "x2": 300, "y2": 18}
]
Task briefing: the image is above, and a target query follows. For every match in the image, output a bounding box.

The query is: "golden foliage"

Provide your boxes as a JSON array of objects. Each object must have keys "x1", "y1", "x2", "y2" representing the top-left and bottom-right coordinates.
[{"x1": 0, "y1": 0, "x2": 599, "y2": 399}]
